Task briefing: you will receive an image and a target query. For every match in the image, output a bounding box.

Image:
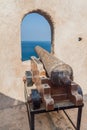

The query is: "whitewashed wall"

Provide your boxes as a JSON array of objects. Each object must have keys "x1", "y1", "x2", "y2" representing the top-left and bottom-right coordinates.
[{"x1": 0, "y1": 0, "x2": 87, "y2": 104}]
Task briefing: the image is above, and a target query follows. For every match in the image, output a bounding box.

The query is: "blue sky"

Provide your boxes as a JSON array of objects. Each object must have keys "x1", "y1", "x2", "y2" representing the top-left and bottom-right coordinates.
[{"x1": 21, "y1": 13, "x2": 51, "y2": 41}]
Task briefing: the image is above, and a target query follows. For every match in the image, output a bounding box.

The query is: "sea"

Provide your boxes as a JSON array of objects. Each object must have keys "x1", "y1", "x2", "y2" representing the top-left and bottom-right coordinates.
[{"x1": 21, "y1": 41, "x2": 51, "y2": 61}]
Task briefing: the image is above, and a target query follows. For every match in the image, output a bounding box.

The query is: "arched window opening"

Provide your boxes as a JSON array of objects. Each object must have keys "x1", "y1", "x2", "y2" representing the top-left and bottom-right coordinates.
[{"x1": 21, "y1": 12, "x2": 52, "y2": 61}]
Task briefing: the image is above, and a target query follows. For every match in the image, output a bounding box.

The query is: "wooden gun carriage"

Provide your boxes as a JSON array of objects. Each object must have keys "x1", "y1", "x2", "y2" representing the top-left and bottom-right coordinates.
[{"x1": 24, "y1": 46, "x2": 83, "y2": 111}]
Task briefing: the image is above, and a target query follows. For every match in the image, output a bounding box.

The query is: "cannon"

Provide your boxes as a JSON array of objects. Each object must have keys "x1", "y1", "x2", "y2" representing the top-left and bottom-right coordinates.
[
  {"x1": 35, "y1": 46, "x2": 73, "y2": 87},
  {"x1": 24, "y1": 46, "x2": 83, "y2": 111}
]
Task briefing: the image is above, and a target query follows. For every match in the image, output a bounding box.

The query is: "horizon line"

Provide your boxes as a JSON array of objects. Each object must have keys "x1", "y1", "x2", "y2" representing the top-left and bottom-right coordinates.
[{"x1": 21, "y1": 40, "x2": 51, "y2": 42}]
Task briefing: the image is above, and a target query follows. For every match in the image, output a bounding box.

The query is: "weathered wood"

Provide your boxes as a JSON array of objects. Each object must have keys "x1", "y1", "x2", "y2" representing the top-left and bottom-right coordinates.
[
  {"x1": 31, "y1": 56, "x2": 47, "y2": 92},
  {"x1": 30, "y1": 56, "x2": 83, "y2": 108},
  {"x1": 42, "y1": 84, "x2": 54, "y2": 111}
]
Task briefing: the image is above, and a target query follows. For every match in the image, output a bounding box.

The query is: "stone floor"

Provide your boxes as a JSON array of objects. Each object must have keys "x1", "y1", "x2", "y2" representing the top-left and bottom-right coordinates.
[
  {"x1": 0, "y1": 94, "x2": 87, "y2": 130},
  {"x1": 0, "y1": 104, "x2": 73, "y2": 130},
  {"x1": 65, "y1": 94, "x2": 87, "y2": 130}
]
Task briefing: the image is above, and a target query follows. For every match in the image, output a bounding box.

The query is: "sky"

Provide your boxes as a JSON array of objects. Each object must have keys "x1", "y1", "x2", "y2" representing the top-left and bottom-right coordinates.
[{"x1": 21, "y1": 13, "x2": 51, "y2": 41}]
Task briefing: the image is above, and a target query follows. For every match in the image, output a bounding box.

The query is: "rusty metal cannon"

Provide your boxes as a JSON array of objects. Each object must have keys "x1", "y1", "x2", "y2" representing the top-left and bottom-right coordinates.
[
  {"x1": 24, "y1": 46, "x2": 83, "y2": 111},
  {"x1": 35, "y1": 46, "x2": 73, "y2": 87}
]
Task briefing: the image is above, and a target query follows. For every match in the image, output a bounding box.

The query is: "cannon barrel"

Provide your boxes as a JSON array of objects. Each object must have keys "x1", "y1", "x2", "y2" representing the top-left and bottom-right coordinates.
[{"x1": 35, "y1": 46, "x2": 73, "y2": 86}]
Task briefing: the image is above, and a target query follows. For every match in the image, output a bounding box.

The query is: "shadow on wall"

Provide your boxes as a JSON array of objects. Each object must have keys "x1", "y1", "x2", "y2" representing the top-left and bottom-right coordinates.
[{"x1": 0, "y1": 93, "x2": 24, "y2": 110}]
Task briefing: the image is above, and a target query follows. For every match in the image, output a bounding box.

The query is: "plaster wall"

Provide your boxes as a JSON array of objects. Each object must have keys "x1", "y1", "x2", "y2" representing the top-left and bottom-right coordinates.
[{"x1": 0, "y1": 0, "x2": 87, "y2": 104}]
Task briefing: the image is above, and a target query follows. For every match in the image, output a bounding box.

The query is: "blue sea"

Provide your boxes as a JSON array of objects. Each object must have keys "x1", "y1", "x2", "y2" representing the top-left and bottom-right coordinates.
[{"x1": 21, "y1": 41, "x2": 51, "y2": 61}]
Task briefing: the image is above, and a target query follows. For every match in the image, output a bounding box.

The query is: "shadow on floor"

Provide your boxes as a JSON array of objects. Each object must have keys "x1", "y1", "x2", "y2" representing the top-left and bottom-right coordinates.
[{"x1": 0, "y1": 92, "x2": 24, "y2": 110}]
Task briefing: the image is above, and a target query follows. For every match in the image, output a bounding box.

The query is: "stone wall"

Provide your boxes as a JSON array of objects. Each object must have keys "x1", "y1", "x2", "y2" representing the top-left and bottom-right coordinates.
[{"x1": 0, "y1": 0, "x2": 87, "y2": 104}]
